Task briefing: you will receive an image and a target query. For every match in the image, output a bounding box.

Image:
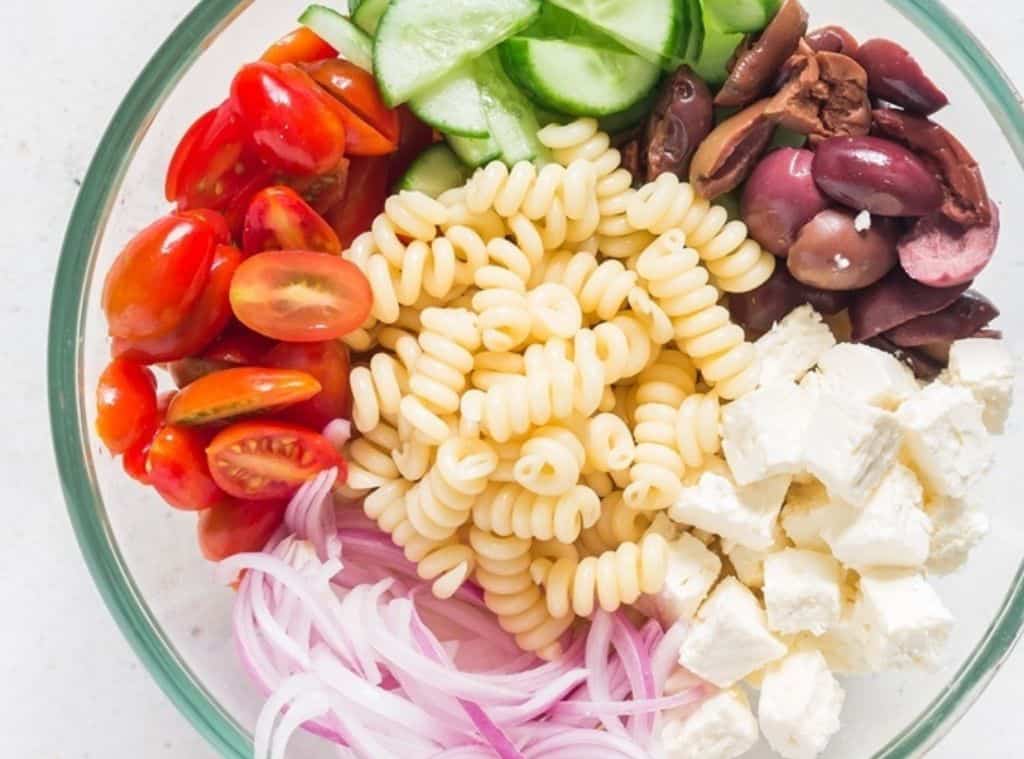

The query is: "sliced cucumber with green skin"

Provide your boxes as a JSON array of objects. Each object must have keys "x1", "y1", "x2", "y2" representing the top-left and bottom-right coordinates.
[
  {"x1": 517, "y1": 3, "x2": 628, "y2": 52},
  {"x1": 704, "y1": 0, "x2": 780, "y2": 34},
  {"x1": 693, "y1": 18, "x2": 744, "y2": 86},
  {"x1": 374, "y1": 0, "x2": 541, "y2": 106},
  {"x1": 410, "y1": 69, "x2": 491, "y2": 138},
  {"x1": 448, "y1": 134, "x2": 503, "y2": 167},
  {"x1": 398, "y1": 144, "x2": 472, "y2": 197},
  {"x1": 500, "y1": 37, "x2": 660, "y2": 117},
  {"x1": 599, "y1": 94, "x2": 655, "y2": 135},
  {"x1": 545, "y1": 0, "x2": 681, "y2": 68},
  {"x1": 299, "y1": 5, "x2": 374, "y2": 72},
  {"x1": 352, "y1": 0, "x2": 389, "y2": 34},
  {"x1": 685, "y1": 0, "x2": 705, "y2": 62},
  {"x1": 475, "y1": 51, "x2": 548, "y2": 164},
  {"x1": 348, "y1": 0, "x2": 363, "y2": 14}
]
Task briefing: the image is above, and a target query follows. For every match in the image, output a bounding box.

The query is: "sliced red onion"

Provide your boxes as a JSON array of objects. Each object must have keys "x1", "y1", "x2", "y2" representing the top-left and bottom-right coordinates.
[{"x1": 323, "y1": 418, "x2": 353, "y2": 451}]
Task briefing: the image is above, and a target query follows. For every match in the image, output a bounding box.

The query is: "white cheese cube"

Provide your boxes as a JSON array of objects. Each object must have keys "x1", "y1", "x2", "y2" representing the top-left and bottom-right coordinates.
[
  {"x1": 804, "y1": 393, "x2": 903, "y2": 507},
  {"x1": 721, "y1": 382, "x2": 812, "y2": 486},
  {"x1": 816, "y1": 343, "x2": 919, "y2": 410},
  {"x1": 756, "y1": 305, "x2": 836, "y2": 387},
  {"x1": 926, "y1": 496, "x2": 990, "y2": 575},
  {"x1": 764, "y1": 549, "x2": 843, "y2": 636},
  {"x1": 896, "y1": 383, "x2": 992, "y2": 499},
  {"x1": 947, "y1": 338, "x2": 1014, "y2": 433},
  {"x1": 822, "y1": 465, "x2": 932, "y2": 570},
  {"x1": 660, "y1": 689, "x2": 758, "y2": 759},
  {"x1": 651, "y1": 533, "x2": 723, "y2": 622},
  {"x1": 670, "y1": 468, "x2": 791, "y2": 552},
  {"x1": 805, "y1": 599, "x2": 875, "y2": 675},
  {"x1": 678, "y1": 577, "x2": 788, "y2": 687},
  {"x1": 780, "y1": 481, "x2": 846, "y2": 551},
  {"x1": 759, "y1": 649, "x2": 845, "y2": 759},
  {"x1": 724, "y1": 524, "x2": 786, "y2": 589},
  {"x1": 855, "y1": 569, "x2": 953, "y2": 670}
]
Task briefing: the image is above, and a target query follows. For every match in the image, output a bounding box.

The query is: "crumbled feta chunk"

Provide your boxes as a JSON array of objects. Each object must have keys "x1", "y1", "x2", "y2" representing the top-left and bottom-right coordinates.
[
  {"x1": 816, "y1": 343, "x2": 919, "y2": 410},
  {"x1": 804, "y1": 392, "x2": 903, "y2": 507},
  {"x1": 651, "y1": 533, "x2": 722, "y2": 622},
  {"x1": 926, "y1": 496, "x2": 990, "y2": 575},
  {"x1": 759, "y1": 649, "x2": 845, "y2": 759},
  {"x1": 822, "y1": 465, "x2": 932, "y2": 570},
  {"x1": 660, "y1": 689, "x2": 758, "y2": 759},
  {"x1": 764, "y1": 549, "x2": 843, "y2": 636},
  {"x1": 855, "y1": 569, "x2": 953, "y2": 670},
  {"x1": 805, "y1": 598, "x2": 875, "y2": 675},
  {"x1": 780, "y1": 481, "x2": 846, "y2": 551},
  {"x1": 897, "y1": 383, "x2": 992, "y2": 499},
  {"x1": 725, "y1": 524, "x2": 786, "y2": 589},
  {"x1": 721, "y1": 382, "x2": 812, "y2": 486},
  {"x1": 756, "y1": 305, "x2": 836, "y2": 387},
  {"x1": 947, "y1": 338, "x2": 1015, "y2": 433}
]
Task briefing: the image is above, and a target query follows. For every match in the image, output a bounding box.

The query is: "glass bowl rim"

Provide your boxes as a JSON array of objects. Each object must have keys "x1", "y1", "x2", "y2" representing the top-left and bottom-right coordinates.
[{"x1": 47, "y1": 1, "x2": 1024, "y2": 756}]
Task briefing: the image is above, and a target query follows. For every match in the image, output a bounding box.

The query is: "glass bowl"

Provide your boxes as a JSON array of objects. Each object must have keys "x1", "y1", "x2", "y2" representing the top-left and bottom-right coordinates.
[{"x1": 48, "y1": 1, "x2": 1024, "y2": 757}]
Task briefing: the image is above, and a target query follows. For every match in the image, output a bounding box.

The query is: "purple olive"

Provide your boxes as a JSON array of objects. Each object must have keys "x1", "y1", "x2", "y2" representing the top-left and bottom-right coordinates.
[
  {"x1": 849, "y1": 268, "x2": 971, "y2": 342},
  {"x1": 866, "y1": 336, "x2": 945, "y2": 380},
  {"x1": 741, "y1": 148, "x2": 830, "y2": 256},
  {"x1": 899, "y1": 204, "x2": 1000, "y2": 288},
  {"x1": 812, "y1": 136, "x2": 944, "y2": 216},
  {"x1": 806, "y1": 25, "x2": 859, "y2": 56},
  {"x1": 884, "y1": 291, "x2": 1000, "y2": 347},
  {"x1": 854, "y1": 38, "x2": 949, "y2": 115},
  {"x1": 729, "y1": 265, "x2": 851, "y2": 333},
  {"x1": 644, "y1": 66, "x2": 714, "y2": 182},
  {"x1": 788, "y1": 208, "x2": 899, "y2": 290}
]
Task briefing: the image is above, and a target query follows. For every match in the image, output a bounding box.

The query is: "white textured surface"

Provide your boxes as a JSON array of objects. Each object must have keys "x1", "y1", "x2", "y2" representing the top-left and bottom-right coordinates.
[{"x1": 0, "y1": 0, "x2": 1022, "y2": 757}]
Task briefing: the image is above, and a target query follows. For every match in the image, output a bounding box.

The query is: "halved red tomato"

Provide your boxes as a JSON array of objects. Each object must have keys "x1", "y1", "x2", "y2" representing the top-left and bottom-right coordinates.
[
  {"x1": 96, "y1": 359, "x2": 158, "y2": 455},
  {"x1": 123, "y1": 440, "x2": 153, "y2": 484},
  {"x1": 206, "y1": 421, "x2": 344, "y2": 500},
  {"x1": 178, "y1": 209, "x2": 232, "y2": 245},
  {"x1": 261, "y1": 27, "x2": 337, "y2": 66},
  {"x1": 305, "y1": 59, "x2": 400, "y2": 156},
  {"x1": 325, "y1": 156, "x2": 390, "y2": 249},
  {"x1": 112, "y1": 244, "x2": 241, "y2": 364},
  {"x1": 198, "y1": 498, "x2": 289, "y2": 561},
  {"x1": 203, "y1": 326, "x2": 277, "y2": 364},
  {"x1": 148, "y1": 425, "x2": 227, "y2": 510},
  {"x1": 243, "y1": 186, "x2": 342, "y2": 256},
  {"x1": 264, "y1": 341, "x2": 352, "y2": 428},
  {"x1": 166, "y1": 367, "x2": 322, "y2": 426},
  {"x1": 284, "y1": 159, "x2": 350, "y2": 214},
  {"x1": 229, "y1": 250, "x2": 372, "y2": 342}
]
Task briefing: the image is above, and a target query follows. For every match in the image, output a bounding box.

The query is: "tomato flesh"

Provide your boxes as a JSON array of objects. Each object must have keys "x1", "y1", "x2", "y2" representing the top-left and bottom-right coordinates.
[
  {"x1": 148, "y1": 425, "x2": 227, "y2": 510},
  {"x1": 229, "y1": 250, "x2": 372, "y2": 342},
  {"x1": 96, "y1": 359, "x2": 159, "y2": 455},
  {"x1": 306, "y1": 59, "x2": 400, "y2": 145},
  {"x1": 206, "y1": 421, "x2": 344, "y2": 500},
  {"x1": 264, "y1": 341, "x2": 352, "y2": 428},
  {"x1": 166, "y1": 367, "x2": 322, "y2": 426},
  {"x1": 325, "y1": 156, "x2": 389, "y2": 249},
  {"x1": 178, "y1": 208, "x2": 232, "y2": 245},
  {"x1": 284, "y1": 159, "x2": 350, "y2": 214},
  {"x1": 198, "y1": 498, "x2": 288, "y2": 561},
  {"x1": 203, "y1": 326, "x2": 277, "y2": 365},
  {"x1": 243, "y1": 186, "x2": 341, "y2": 256},
  {"x1": 261, "y1": 27, "x2": 337, "y2": 66}
]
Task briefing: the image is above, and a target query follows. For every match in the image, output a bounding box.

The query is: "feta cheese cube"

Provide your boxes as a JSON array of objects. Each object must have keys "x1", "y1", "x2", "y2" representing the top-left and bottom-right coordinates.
[
  {"x1": 854, "y1": 569, "x2": 953, "y2": 670},
  {"x1": 678, "y1": 577, "x2": 788, "y2": 687},
  {"x1": 947, "y1": 338, "x2": 1015, "y2": 433},
  {"x1": 804, "y1": 392, "x2": 903, "y2": 507},
  {"x1": 926, "y1": 496, "x2": 990, "y2": 575},
  {"x1": 805, "y1": 599, "x2": 875, "y2": 675},
  {"x1": 816, "y1": 343, "x2": 919, "y2": 409},
  {"x1": 822, "y1": 465, "x2": 932, "y2": 570},
  {"x1": 897, "y1": 383, "x2": 992, "y2": 499},
  {"x1": 670, "y1": 468, "x2": 791, "y2": 551},
  {"x1": 759, "y1": 649, "x2": 845, "y2": 759},
  {"x1": 764, "y1": 549, "x2": 843, "y2": 635},
  {"x1": 651, "y1": 533, "x2": 723, "y2": 622},
  {"x1": 724, "y1": 524, "x2": 786, "y2": 588},
  {"x1": 660, "y1": 689, "x2": 758, "y2": 759},
  {"x1": 756, "y1": 305, "x2": 836, "y2": 387},
  {"x1": 780, "y1": 481, "x2": 845, "y2": 551},
  {"x1": 721, "y1": 382, "x2": 812, "y2": 486}
]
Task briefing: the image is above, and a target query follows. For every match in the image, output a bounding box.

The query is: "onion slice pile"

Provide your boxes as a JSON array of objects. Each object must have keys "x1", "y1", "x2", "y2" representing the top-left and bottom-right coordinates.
[{"x1": 222, "y1": 468, "x2": 710, "y2": 759}]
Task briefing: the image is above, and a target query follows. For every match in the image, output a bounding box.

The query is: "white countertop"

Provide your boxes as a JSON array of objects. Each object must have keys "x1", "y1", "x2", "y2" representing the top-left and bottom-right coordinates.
[{"x1": 2, "y1": 0, "x2": 1023, "y2": 756}]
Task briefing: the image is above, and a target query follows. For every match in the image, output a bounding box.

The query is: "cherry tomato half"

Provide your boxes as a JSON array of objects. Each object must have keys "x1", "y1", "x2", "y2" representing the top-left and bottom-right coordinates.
[
  {"x1": 204, "y1": 326, "x2": 277, "y2": 364},
  {"x1": 229, "y1": 250, "x2": 372, "y2": 342},
  {"x1": 261, "y1": 27, "x2": 337, "y2": 66},
  {"x1": 95, "y1": 359, "x2": 158, "y2": 455},
  {"x1": 168, "y1": 357, "x2": 233, "y2": 389},
  {"x1": 112, "y1": 244, "x2": 242, "y2": 364},
  {"x1": 325, "y1": 156, "x2": 389, "y2": 249},
  {"x1": 284, "y1": 159, "x2": 350, "y2": 214},
  {"x1": 207, "y1": 421, "x2": 343, "y2": 500},
  {"x1": 231, "y1": 62, "x2": 347, "y2": 176},
  {"x1": 264, "y1": 341, "x2": 352, "y2": 428},
  {"x1": 243, "y1": 186, "x2": 342, "y2": 256},
  {"x1": 178, "y1": 209, "x2": 232, "y2": 245},
  {"x1": 166, "y1": 367, "x2": 322, "y2": 426},
  {"x1": 306, "y1": 59, "x2": 400, "y2": 156},
  {"x1": 103, "y1": 213, "x2": 216, "y2": 340},
  {"x1": 148, "y1": 425, "x2": 227, "y2": 510},
  {"x1": 198, "y1": 498, "x2": 288, "y2": 561}
]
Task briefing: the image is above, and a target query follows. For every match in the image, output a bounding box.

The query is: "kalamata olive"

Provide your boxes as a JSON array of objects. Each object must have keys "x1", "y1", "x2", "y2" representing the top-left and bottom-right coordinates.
[
  {"x1": 741, "y1": 148, "x2": 830, "y2": 256},
  {"x1": 807, "y1": 26, "x2": 859, "y2": 56},
  {"x1": 899, "y1": 203, "x2": 999, "y2": 287},
  {"x1": 643, "y1": 66, "x2": 714, "y2": 182},
  {"x1": 866, "y1": 336, "x2": 945, "y2": 380},
  {"x1": 849, "y1": 268, "x2": 971, "y2": 342},
  {"x1": 690, "y1": 99, "x2": 775, "y2": 199},
  {"x1": 788, "y1": 208, "x2": 899, "y2": 290},
  {"x1": 619, "y1": 139, "x2": 642, "y2": 183},
  {"x1": 730, "y1": 262, "x2": 851, "y2": 333},
  {"x1": 812, "y1": 136, "x2": 944, "y2": 217},
  {"x1": 854, "y1": 39, "x2": 949, "y2": 115},
  {"x1": 884, "y1": 291, "x2": 1000, "y2": 347}
]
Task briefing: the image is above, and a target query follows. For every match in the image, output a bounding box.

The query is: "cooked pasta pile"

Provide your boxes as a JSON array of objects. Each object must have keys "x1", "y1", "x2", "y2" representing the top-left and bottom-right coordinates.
[{"x1": 340, "y1": 117, "x2": 775, "y2": 659}]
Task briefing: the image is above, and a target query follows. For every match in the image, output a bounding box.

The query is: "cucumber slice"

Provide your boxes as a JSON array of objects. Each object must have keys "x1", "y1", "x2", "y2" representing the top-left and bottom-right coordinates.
[
  {"x1": 349, "y1": 0, "x2": 364, "y2": 14},
  {"x1": 410, "y1": 69, "x2": 491, "y2": 139},
  {"x1": 500, "y1": 37, "x2": 660, "y2": 117},
  {"x1": 693, "y1": 18, "x2": 744, "y2": 86},
  {"x1": 704, "y1": 0, "x2": 780, "y2": 34},
  {"x1": 299, "y1": 5, "x2": 374, "y2": 72},
  {"x1": 374, "y1": 0, "x2": 541, "y2": 106},
  {"x1": 684, "y1": 0, "x2": 704, "y2": 62},
  {"x1": 598, "y1": 94, "x2": 655, "y2": 135},
  {"x1": 545, "y1": 0, "x2": 681, "y2": 68},
  {"x1": 518, "y1": 3, "x2": 627, "y2": 52},
  {"x1": 352, "y1": 0, "x2": 389, "y2": 34},
  {"x1": 397, "y1": 144, "x2": 472, "y2": 197},
  {"x1": 448, "y1": 134, "x2": 503, "y2": 167},
  {"x1": 474, "y1": 51, "x2": 548, "y2": 164}
]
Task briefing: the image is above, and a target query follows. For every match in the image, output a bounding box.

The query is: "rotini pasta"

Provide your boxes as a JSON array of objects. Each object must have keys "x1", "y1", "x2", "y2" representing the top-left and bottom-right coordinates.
[
  {"x1": 472, "y1": 285, "x2": 531, "y2": 354},
  {"x1": 526, "y1": 283, "x2": 583, "y2": 342},
  {"x1": 583, "y1": 412, "x2": 636, "y2": 473},
  {"x1": 405, "y1": 437, "x2": 496, "y2": 541},
  {"x1": 683, "y1": 202, "x2": 775, "y2": 295},
  {"x1": 472, "y1": 481, "x2": 601, "y2": 543},
  {"x1": 576, "y1": 490, "x2": 652, "y2": 557},
  {"x1": 675, "y1": 392, "x2": 722, "y2": 470},
  {"x1": 470, "y1": 351, "x2": 524, "y2": 391},
  {"x1": 514, "y1": 425, "x2": 586, "y2": 497},
  {"x1": 340, "y1": 422, "x2": 402, "y2": 497},
  {"x1": 350, "y1": 353, "x2": 410, "y2": 433}
]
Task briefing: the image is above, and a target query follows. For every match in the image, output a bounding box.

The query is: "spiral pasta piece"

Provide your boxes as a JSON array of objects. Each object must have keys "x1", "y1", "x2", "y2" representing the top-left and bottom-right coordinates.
[
  {"x1": 341, "y1": 422, "x2": 402, "y2": 496},
  {"x1": 405, "y1": 438, "x2": 497, "y2": 541},
  {"x1": 472, "y1": 285, "x2": 531, "y2": 354},
  {"x1": 350, "y1": 353, "x2": 411, "y2": 433},
  {"x1": 577, "y1": 490, "x2": 652, "y2": 557},
  {"x1": 526, "y1": 283, "x2": 583, "y2": 342},
  {"x1": 472, "y1": 482, "x2": 601, "y2": 543},
  {"x1": 438, "y1": 186, "x2": 508, "y2": 241},
  {"x1": 471, "y1": 351, "x2": 524, "y2": 391},
  {"x1": 683, "y1": 202, "x2": 775, "y2": 295},
  {"x1": 514, "y1": 425, "x2": 586, "y2": 496},
  {"x1": 584, "y1": 412, "x2": 636, "y2": 473},
  {"x1": 675, "y1": 392, "x2": 722, "y2": 470}
]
